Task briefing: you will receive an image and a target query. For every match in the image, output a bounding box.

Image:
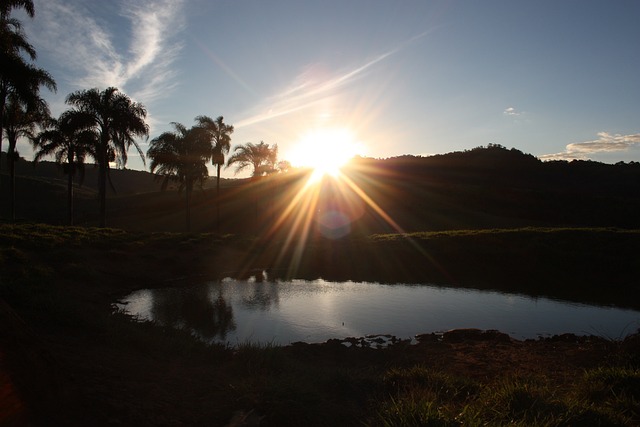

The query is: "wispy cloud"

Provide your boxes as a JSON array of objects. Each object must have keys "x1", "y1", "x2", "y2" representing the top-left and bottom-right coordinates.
[
  {"x1": 540, "y1": 132, "x2": 640, "y2": 161},
  {"x1": 503, "y1": 106, "x2": 521, "y2": 116},
  {"x1": 30, "y1": 0, "x2": 185, "y2": 104},
  {"x1": 234, "y1": 31, "x2": 435, "y2": 129},
  {"x1": 234, "y1": 53, "x2": 391, "y2": 129}
]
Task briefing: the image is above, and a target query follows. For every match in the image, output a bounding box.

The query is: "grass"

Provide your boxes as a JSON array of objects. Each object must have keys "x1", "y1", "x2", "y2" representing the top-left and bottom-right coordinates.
[
  {"x1": 369, "y1": 370, "x2": 640, "y2": 426},
  {"x1": 1, "y1": 222, "x2": 640, "y2": 425}
]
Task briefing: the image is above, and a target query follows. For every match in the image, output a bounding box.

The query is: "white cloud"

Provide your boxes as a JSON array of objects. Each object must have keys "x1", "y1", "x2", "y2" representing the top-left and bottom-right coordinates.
[
  {"x1": 29, "y1": 0, "x2": 185, "y2": 104},
  {"x1": 503, "y1": 107, "x2": 521, "y2": 116},
  {"x1": 538, "y1": 151, "x2": 588, "y2": 161},
  {"x1": 234, "y1": 31, "x2": 435, "y2": 129},
  {"x1": 540, "y1": 132, "x2": 640, "y2": 161}
]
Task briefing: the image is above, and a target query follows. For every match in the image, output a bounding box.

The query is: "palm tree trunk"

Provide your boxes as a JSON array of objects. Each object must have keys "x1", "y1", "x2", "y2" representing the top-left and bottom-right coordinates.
[
  {"x1": 0, "y1": 91, "x2": 6, "y2": 214},
  {"x1": 8, "y1": 150, "x2": 16, "y2": 222},
  {"x1": 186, "y1": 180, "x2": 192, "y2": 232},
  {"x1": 216, "y1": 164, "x2": 221, "y2": 234},
  {"x1": 68, "y1": 172, "x2": 74, "y2": 226},
  {"x1": 66, "y1": 152, "x2": 74, "y2": 225},
  {"x1": 0, "y1": 90, "x2": 6, "y2": 172},
  {"x1": 98, "y1": 140, "x2": 107, "y2": 227}
]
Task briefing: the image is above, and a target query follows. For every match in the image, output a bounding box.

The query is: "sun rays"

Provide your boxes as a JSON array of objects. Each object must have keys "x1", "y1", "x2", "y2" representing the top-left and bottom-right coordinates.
[
  {"x1": 286, "y1": 127, "x2": 364, "y2": 183},
  {"x1": 250, "y1": 162, "x2": 405, "y2": 278}
]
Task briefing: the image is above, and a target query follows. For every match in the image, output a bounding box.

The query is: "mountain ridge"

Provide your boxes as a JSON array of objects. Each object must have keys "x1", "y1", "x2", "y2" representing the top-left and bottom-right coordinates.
[{"x1": 2, "y1": 145, "x2": 639, "y2": 232}]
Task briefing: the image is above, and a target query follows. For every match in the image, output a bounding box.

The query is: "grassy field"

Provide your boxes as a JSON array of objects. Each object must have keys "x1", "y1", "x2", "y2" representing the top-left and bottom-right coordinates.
[{"x1": 1, "y1": 223, "x2": 639, "y2": 425}]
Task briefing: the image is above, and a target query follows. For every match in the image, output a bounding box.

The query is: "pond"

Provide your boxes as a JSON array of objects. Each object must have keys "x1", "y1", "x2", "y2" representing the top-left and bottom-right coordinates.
[{"x1": 115, "y1": 278, "x2": 640, "y2": 346}]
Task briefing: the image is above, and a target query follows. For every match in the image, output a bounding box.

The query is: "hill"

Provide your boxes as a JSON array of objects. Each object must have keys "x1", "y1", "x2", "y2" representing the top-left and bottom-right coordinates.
[
  {"x1": 1, "y1": 145, "x2": 639, "y2": 232},
  {"x1": 346, "y1": 145, "x2": 640, "y2": 231}
]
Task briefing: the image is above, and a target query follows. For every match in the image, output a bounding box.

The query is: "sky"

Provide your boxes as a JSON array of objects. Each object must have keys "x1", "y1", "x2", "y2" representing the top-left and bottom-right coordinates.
[{"x1": 12, "y1": 0, "x2": 640, "y2": 178}]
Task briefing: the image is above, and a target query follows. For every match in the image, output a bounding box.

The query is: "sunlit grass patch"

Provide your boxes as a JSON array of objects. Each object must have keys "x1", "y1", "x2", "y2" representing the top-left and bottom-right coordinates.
[
  {"x1": 370, "y1": 369, "x2": 638, "y2": 426},
  {"x1": 384, "y1": 366, "x2": 479, "y2": 402},
  {"x1": 479, "y1": 378, "x2": 561, "y2": 423},
  {"x1": 582, "y1": 366, "x2": 640, "y2": 421},
  {"x1": 370, "y1": 393, "x2": 457, "y2": 427}
]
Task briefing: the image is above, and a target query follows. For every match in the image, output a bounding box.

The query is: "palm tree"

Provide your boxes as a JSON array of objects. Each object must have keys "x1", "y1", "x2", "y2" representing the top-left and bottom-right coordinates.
[
  {"x1": 147, "y1": 122, "x2": 211, "y2": 231},
  {"x1": 65, "y1": 87, "x2": 148, "y2": 227},
  {"x1": 195, "y1": 115, "x2": 233, "y2": 232},
  {"x1": 1, "y1": 61, "x2": 55, "y2": 162},
  {"x1": 0, "y1": 0, "x2": 35, "y2": 18},
  {"x1": 227, "y1": 141, "x2": 278, "y2": 178},
  {"x1": 34, "y1": 111, "x2": 97, "y2": 225},
  {"x1": 0, "y1": 0, "x2": 51, "y2": 170},
  {"x1": 227, "y1": 141, "x2": 279, "y2": 224},
  {"x1": 2, "y1": 93, "x2": 49, "y2": 220}
]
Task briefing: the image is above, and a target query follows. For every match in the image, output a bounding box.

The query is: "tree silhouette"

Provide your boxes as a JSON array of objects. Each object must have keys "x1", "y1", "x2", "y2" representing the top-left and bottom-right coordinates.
[
  {"x1": 34, "y1": 111, "x2": 98, "y2": 225},
  {"x1": 0, "y1": 1, "x2": 35, "y2": 18},
  {"x1": 227, "y1": 141, "x2": 278, "y2": 225},
  {"x1": 147, "y1": 122, "x2": 211, "y2": 231},
  {"x1": 2, "y1": 93, "x2": 49, "y2": 220},
  {"x1": 195, "y1": 115, "x2": 233, "y2": 232},
  {"x1": 0, "y1": 0, "x2": 55, "y2": 172},
  {"x1": 65, "y1": 87, "x2": 148, "y2": 227},
  {"x1": 227, "y1": 141, "x2": 278, "y2": 178}
]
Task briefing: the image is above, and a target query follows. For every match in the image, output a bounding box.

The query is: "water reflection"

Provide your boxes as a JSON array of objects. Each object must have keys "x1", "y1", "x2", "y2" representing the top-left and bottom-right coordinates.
[
  {"x1": 148, "y1": 284, "x2": 236, "y2": 341},
  {"x1": 238, "y1": 281, "x2": 281, "y2": 310},
  {"x1": 116, "y1": 279, "x2": 640, "y2": 346}
]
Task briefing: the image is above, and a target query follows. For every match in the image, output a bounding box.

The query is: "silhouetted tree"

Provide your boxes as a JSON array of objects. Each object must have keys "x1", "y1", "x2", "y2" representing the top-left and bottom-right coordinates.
[
  {"x1": 2, "y1": 93, "x2": 49, "y2": 220},
  {"x1": 227, "y1": 141, "x2": 278, "y2": 178},
  {"x1": 277, "y1": 160, "x2": 292, "y2": 173},
  {"x1": 0, "y1": 0, "x2": 55, "y2": 171},
  {"x1": 34, "y1": 111, "x2": 98, "y2": 225},
  {"x1": 0, "y1": 0, "x2": 35, "y2": 18},
  {"x1": 65, "y1": 87, "x2": 148, "y2": 227},
  {"x1": 195, "y1": 115, "x2": 233, "y2": 232},
  {"x1": 147, "y1": 122, "x2": 211, "y2": 231},
  {"x1": 227, "y1": 141, "x2": 278, "y2": 224}
]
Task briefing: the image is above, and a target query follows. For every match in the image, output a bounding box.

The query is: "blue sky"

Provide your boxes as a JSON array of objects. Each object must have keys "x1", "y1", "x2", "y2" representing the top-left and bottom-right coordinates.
[{"x1": 15, "y1": 0, "x2": 640, "y2": 177}]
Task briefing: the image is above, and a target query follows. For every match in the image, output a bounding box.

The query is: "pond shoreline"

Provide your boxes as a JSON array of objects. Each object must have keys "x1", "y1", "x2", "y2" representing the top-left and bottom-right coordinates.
[{"x1": 116, "y1": 278, "x2": 640, "y2": 347}]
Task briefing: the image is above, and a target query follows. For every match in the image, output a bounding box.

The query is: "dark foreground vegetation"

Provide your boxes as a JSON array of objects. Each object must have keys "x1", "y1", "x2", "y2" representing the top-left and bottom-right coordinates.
[{"x1": 1, "y1": 224, "x2": 639, "y2": 426}]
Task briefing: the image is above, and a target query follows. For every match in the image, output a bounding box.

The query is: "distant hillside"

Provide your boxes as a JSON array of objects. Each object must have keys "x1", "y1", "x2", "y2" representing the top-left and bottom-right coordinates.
[
  {"x1": 346, "y1": 145, "x2": 640, "y2": 230},
  {"x1": 1, "y1": 153, "x2": 235, "y2": 195},
  {"x1": 2, "y1": 146, "x2": 639, "y2": 232},
  {"x1": 0, "y1": 153, "x2": 238, "y2": 224}
]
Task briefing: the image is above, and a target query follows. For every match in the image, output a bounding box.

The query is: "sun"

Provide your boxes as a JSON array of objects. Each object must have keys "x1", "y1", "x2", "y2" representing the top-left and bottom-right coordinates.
[{"x1": 288, "y1": 128, "x2": 362, "y2": 181}]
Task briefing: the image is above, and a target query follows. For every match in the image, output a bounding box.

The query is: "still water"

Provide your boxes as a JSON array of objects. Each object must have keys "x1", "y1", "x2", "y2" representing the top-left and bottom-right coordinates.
[{"x1": 115, "y1": 278, "x2": 640, "y2": 346}]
